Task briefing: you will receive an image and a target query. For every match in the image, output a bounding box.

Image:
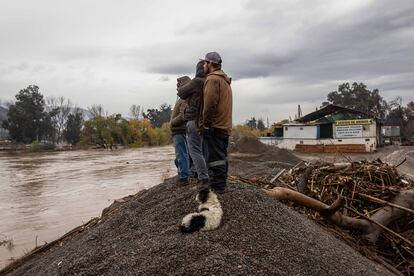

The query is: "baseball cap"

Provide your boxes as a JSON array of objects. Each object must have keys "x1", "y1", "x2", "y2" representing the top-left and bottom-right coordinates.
[{"x1": 200, "y1": 52, "x2": 222, "y2": 65}]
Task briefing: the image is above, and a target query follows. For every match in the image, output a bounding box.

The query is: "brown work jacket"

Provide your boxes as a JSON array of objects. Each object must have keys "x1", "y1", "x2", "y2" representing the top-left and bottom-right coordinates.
[{"x1": 200, "y1": 69, "x2": 233, "y2": 136}]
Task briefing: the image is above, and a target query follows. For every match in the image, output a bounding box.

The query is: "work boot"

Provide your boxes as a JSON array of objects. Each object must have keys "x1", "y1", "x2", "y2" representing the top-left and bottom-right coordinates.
[
  {"x1": 189, "y1": 178, "x2": 198, "y2": 185},
  {"x1": 197, "y1": 178, "x2": 209, "y2": 189},
  {"x1": 211, "y1": 185, "x2": 226, "y2": 194},
  {"x1": 176, "y1": 178, "x2": 190, "y2": 186}
]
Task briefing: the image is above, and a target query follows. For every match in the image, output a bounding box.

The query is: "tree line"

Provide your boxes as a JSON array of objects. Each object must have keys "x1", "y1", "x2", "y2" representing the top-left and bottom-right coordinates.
[
  {"x1": 2, "y1": 82, "x2": 413, "y2": 147},
  {"x1": 1, "y1": 85, "x2": 173, "y2": 148}
]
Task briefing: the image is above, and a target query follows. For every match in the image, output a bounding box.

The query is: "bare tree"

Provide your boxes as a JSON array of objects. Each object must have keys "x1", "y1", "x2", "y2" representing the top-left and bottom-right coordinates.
[
  {"x1": 129, "y1": 104, "x2": 142, "y2": 120},
  {"x1": 87, "y1": 104, "x2": 106, "y2": 118},
  {"x1": 47, "y1": 96, "x2": 72, "y2": 143}
]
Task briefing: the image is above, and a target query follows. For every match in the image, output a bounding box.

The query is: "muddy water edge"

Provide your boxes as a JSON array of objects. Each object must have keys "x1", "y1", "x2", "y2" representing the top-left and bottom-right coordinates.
[{"x1": 0, "y1": 146, "x2": 176, "y2": 269}]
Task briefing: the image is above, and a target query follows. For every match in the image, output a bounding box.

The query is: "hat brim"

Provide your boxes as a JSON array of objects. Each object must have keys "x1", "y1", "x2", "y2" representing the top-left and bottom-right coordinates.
[{"x1": 199, "y1": 58, "x2": 220, "y2": 64}]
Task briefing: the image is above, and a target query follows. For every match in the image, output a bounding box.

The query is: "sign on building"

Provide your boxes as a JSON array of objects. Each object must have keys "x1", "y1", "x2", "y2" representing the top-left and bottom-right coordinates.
[
  {"x1": 336, "y1": 125, "x2": 363, "y2": 138},
  {"x1": 336, "y1": 119, "x2": 372, "y2": 126}
]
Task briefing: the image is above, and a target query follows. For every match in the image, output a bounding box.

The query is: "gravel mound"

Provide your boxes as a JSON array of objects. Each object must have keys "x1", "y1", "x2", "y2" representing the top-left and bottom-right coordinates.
[
  {"x1": 8, "y1": 180, "x2": 390, "y2": 275},
  {"x1": 230, "y1": 136, "x2": 269, "y2": 154},
  {"x1": 230, "y1": 136, "x2": 301, "y2": 167}
]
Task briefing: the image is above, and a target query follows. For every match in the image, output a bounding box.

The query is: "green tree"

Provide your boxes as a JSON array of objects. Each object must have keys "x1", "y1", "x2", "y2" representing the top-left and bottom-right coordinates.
[
  {"x1": 257, "y1": 118, "x2": 266, "y2": 132},
  {"x1": 41, "y1": 107, "x2": 59, "y2": 142},
  {"x1": 326, "y1": 82, "x2": 388, "y2": 118},
  {"x1": 246, "y1": 117, "x2": 257, "y2": 129},
  {"x1": 64, "y1": 111, "x2": 83, "y2": 145},
  {"x1": 385, "y1": 97, "x2": 404, "y2": 127},
  {"x1": 404, "y1": 101, "x2": 414, "y2": 141},
  {"x1": 143, "y1": 103, "x2": 172, "y2": 128},
  {"x1": 2, "y1": 85, "x2": 52, "y2": 143},
  {"x1": 80, "y1": 113, "x2": 126, "y2": 149},
  {"x1": 385, "y1": 98, "x2": 414, "y2": 141}
]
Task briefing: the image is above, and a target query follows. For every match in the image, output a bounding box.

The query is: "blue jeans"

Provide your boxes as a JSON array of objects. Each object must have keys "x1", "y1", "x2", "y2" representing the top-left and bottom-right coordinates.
[
  {"x1": 186, "y1": 120, "x2": 209, "y2": 181},
  {"x1": 172, "y1": 134, "x2": 190, "y2": 180}
]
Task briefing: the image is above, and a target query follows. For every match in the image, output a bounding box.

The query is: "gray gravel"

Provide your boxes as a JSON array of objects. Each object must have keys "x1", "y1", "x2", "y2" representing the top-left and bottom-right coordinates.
[{"x1": 8, "y1": 179, "x2": 391, "y2": 275}]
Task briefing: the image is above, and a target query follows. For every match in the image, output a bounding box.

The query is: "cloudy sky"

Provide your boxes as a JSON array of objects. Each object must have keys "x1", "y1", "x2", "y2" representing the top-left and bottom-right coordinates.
[{"x1": 0, "y1": 0, "x2": 413, "y2": 124}]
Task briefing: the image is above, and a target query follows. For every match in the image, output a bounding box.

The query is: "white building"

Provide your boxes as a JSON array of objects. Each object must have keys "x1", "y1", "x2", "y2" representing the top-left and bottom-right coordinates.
[{"x1": 260, "y1": 105, "x2": 380, "y2": 153}]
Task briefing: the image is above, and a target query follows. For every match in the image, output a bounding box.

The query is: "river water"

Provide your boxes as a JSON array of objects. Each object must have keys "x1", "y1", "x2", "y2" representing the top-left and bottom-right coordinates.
[{"x1": 0, "y1": 146, "x2": 176, "y2": 269}]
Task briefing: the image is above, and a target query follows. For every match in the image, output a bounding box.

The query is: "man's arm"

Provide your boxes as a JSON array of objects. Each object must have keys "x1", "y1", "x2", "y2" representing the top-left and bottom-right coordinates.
[
  {"x1": 171, "y1": 101, "x2": 186, "y2": 127},
  {"x1": 203, "y1": 78, "x2": 220, "y2": 128},
  {"x1": 177, "y1": 78, "x2": 203, "y2": 99},
  {"x1": 171, "y1": 113, "x2": 185, "y2": 127}
]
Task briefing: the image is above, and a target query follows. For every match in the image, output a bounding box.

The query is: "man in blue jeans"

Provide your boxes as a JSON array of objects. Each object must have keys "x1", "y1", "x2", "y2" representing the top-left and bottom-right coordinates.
[
  {"x1": 177, "y1": 61, "x2": 209, "y2": 186},
  {"x1": 171, "y1": 76, "x2": 191, "y2": 186}
]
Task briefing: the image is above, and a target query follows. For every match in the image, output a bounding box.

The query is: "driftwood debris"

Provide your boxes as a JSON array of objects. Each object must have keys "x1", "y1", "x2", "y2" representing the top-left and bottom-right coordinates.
[
  {"x1": 363, "y1": 189, "x2": 414, "y2": 243},
  {"x1": 265, "y1": 187, "x2": 414, "y2": 248},
  {"x1": 265, "y1": 187, "x2": 372, "y2": 231},
  {"x1": 234, "y1": 159, "x2": 414, "y2": 275}
]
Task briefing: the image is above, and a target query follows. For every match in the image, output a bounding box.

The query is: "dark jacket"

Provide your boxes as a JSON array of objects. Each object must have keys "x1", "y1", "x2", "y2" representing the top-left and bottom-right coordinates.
[
  {"x1": 177, "y1": 61, "x2": 205, "y2": 121},
  {"x1": 201, "y1": 69, "x2": 233, "y2": 136},
  {"x1": 170, "y1": 98, "x2": 187, "y2": 135},
  {"x1": 170, "y1": 76, "x2": 191, "y2": 135}
]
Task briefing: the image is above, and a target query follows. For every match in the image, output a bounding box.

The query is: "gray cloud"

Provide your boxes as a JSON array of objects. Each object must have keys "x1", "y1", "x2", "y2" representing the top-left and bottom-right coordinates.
[
  {"x1": 139, "y1": 0, "x2": 414, "y2": 86},
  {"x1": 0, "y1": 0, "x2": 413, "y2": 123},
  {"x1": 158, "y1": 76, "x2": 170, "y2": 82}
]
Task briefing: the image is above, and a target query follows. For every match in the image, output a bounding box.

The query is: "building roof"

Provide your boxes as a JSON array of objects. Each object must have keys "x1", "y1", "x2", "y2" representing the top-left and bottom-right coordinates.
[{"x1": 296, "y1": 104, "x2": 373, "y2": 123}]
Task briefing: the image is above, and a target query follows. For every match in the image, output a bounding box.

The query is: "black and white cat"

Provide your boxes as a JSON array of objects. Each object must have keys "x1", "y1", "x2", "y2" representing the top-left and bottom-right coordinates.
[{"x1": 180, "y1": 188, "x2": 223, "y2": 233}]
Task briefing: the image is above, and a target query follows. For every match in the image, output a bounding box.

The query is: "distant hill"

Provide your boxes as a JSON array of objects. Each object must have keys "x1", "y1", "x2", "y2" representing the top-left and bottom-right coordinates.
[{"x1": 0, "y1": 106, "x2": 8, "y2": 122}]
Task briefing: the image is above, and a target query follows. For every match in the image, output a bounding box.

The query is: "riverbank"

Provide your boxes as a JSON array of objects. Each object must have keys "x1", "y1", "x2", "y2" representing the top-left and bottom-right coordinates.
[
  {"x1": 0, "y1": 141, "x2": 135, "y2": 152},
  {"x1": 0, "y1": 146, "x2": 176, "y2": 269}
]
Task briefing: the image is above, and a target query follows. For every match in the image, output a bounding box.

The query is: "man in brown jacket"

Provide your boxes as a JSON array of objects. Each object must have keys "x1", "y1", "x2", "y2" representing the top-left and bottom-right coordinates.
[
  {"x1": 200, "y1": 52, "x2": 233, "y2": 193},
  {"x1": 171, "y1": 76, "x2": 191, "y2": 186}
]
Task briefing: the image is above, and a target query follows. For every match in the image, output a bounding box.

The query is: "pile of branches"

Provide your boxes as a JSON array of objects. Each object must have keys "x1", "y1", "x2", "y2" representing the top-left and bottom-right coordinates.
[{"x1": 231, "y1": 159, "x2": 414, "y2": 275}]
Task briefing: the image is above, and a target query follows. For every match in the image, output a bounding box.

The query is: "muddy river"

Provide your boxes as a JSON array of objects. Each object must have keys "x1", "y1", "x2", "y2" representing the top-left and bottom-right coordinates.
[{"x1": 0, "y1": 146, "x2": 176, "y2": 269}]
